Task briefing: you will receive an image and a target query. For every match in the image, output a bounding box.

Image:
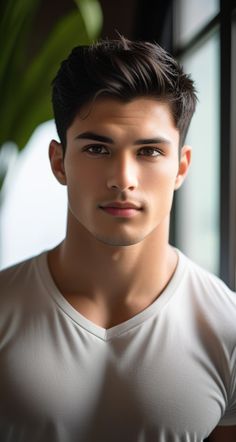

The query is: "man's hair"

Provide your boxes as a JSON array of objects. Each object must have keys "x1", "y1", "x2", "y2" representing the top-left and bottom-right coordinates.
[{"x1": 52, "y1": 36, "x2": 197, "y2": 153}]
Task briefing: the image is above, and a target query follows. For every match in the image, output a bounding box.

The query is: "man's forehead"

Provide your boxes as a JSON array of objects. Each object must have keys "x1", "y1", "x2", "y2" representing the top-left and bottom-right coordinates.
[
  {"x1": 67, "y1": 97, "x2": 179, "y2": 146},
  {"x1": 77, "y1": 96, "x2": 173, "y2": 119}
]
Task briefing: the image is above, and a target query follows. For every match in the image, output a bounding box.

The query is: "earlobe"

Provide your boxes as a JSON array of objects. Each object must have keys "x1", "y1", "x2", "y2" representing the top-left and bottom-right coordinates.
[
  {"x1": 49, "y1": 140, "x2": 67, "y2": 185},
  {"x1": 174, "y1": 145, "x2": 192, "y2": 190}
]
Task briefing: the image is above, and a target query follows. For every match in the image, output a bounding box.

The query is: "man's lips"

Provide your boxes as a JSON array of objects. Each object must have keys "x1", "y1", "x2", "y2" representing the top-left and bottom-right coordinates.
[
  {"x1": 100, "y1": 201, "x2": 142, "y2": 210},
  {"x1": 99, "y1": 203, "x2": 142, "y2": 217}
]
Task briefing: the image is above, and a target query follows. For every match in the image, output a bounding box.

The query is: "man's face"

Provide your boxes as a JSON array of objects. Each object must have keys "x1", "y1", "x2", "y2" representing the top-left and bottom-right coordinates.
[{"x1": 50, "y1": 97, "x2": 191, "y2": 247}]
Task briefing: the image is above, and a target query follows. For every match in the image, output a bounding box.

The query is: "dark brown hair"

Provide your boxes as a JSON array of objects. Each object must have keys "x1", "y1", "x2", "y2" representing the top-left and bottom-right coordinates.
[{"x1": 52, "y1": 36, "x2": 197, "y2": 153}]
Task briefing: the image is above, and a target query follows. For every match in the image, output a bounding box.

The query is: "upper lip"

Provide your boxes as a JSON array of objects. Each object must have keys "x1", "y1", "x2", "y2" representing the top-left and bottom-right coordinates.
[{"x1": 100, "y1": 201, "x2": 142, "y2": 209}]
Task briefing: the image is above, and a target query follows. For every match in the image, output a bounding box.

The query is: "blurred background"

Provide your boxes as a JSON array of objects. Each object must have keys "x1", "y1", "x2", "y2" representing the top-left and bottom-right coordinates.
[{"x1": 0, "y1": 0, "x2": 235, "y2": 290}]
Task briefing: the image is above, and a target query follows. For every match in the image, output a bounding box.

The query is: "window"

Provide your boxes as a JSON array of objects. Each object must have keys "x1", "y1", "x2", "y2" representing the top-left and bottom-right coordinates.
[
  {"x1": 174, "y1": 0, "x2": 219, "y2": 46},
  {"x1": 175, "y1": 31, "x2": 220, "y2": 275},
  {"x1": 0, "y1": 121, "x2": 67, "y2": 270},
  {"x1": 172, "y1": 0, "x2": 236, "y2": 289}
]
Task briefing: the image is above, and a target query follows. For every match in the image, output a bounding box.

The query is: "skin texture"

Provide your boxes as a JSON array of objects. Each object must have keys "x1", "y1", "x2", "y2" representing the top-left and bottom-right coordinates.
[{"x1": 55, "y1": 98, "x2": 186, "y2": 248}]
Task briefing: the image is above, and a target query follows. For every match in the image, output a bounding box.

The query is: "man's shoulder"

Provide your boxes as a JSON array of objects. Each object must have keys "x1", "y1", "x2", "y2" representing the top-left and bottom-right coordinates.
[
  {"x1": 0, "y1": 254, "x2": 37, "y2": 282},
  {"x1": 0, "y1": 251, "x2": 48, "y2": 299},
  {"x1": 180, "y1": 250, "x2": 236, "y2": 329},
  {"x1": 183, "y1": 251, "x2": 235, "y2": 298}
]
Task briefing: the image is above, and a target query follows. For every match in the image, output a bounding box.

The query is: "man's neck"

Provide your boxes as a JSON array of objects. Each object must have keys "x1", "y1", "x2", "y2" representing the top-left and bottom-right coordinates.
[{"x1": 47, "y1": 214, "x2": 178, "y2": 327}]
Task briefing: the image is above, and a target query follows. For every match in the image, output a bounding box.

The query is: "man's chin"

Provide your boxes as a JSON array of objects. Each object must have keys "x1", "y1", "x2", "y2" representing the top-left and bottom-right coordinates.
[{"x1": 94, "y1": 233, "x2": 145, "y2": 247}]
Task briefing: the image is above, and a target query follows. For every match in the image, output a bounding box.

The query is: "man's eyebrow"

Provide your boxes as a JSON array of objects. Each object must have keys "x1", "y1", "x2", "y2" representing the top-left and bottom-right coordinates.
[
  {"x1": 134, "y1": 137, "x2": 171, "y2": 145},
  {"x1": 75, "y1": 131, "x2": 171, "y2": 145},
  {"x1": 75, "y1": 132, "x2": 113, "y2": 143}
]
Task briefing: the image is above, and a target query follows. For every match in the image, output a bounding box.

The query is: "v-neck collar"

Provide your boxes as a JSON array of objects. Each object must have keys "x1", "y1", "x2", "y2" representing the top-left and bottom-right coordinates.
[{"x1": 36, "y1": 248, "x2": 187, "y2": 341}]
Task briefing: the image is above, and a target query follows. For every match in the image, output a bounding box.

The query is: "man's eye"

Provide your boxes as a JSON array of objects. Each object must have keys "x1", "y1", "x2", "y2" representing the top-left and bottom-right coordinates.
[
  {"x1": 84, "y1": 145, "x2": 108, "y2": 155},
  {"x1": 138, "y1": 147, "x2": 162, "y2": 157}
]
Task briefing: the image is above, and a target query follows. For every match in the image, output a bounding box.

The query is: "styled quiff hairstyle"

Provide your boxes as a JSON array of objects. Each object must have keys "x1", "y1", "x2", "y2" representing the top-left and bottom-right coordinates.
[{"x1": 52, "y1": 36, "x2": 197, "y2": 153}]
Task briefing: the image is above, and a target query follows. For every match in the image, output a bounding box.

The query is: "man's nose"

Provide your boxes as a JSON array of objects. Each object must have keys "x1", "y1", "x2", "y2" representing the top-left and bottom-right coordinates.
[{"x1": 106, "y1": 155, "x2": 138, "y2": 191}]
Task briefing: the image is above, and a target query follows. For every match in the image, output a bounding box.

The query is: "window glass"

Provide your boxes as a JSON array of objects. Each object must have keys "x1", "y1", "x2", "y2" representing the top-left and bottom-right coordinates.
[
  {"x1": 174, "y1": 0, "x2": 219, "y2": 47},
  {"x1": 175, "y1": 31, "x2": 220, "y2": 274},
  {"x1": 0, "y1": 121, "x2": 67, "y2": 270}
]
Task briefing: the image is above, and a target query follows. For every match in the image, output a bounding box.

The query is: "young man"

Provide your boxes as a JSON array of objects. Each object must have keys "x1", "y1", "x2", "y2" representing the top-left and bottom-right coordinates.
[{"x1": 0, "y1": 37, "x2": 235, "y2": 442}]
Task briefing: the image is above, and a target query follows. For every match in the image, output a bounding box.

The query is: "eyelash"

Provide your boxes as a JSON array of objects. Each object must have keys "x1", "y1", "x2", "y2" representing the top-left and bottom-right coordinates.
[{"x1": 82, "y1": 144, "x2": 163, "y2": 157}]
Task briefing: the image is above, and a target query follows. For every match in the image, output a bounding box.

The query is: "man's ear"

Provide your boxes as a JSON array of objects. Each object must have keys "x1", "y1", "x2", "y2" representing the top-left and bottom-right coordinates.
[
  {"x1": 49, "y1": 140, "x2": 67, "y2": 185},
  {"x1": 174, "y1": 145, "x2": 192, "y2": 190}
]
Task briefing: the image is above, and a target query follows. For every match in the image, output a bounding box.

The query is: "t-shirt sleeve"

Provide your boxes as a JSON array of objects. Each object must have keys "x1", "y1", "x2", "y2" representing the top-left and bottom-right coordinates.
[{"x1": 218, "y1": 345, "x2": 236, "y2": 426}]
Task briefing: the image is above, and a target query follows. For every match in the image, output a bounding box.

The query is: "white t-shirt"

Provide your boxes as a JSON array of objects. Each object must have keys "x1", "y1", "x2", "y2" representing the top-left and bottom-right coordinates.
[{"x1": 0, "y1": 249, "x2": 236, "y2": 442}]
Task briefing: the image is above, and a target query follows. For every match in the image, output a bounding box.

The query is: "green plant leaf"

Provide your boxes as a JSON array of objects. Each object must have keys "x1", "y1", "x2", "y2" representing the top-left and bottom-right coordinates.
[
  {"x1": 75, "y1": 0, "x2": 103, "y2": 40},
  {"x1": 0, "y1": 0, "x2": 103, "y2": 150}
]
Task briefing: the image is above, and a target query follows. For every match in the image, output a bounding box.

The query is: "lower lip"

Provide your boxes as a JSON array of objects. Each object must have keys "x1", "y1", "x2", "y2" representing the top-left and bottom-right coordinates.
[{"x1": 101, "y1": 207, "x2": 141, "y2": 217}]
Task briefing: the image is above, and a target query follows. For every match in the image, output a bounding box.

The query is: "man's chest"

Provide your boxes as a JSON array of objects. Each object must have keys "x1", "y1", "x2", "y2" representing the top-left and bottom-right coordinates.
[{"x1": 0, "y1": 318, "x2": 226, "y2": 441}]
